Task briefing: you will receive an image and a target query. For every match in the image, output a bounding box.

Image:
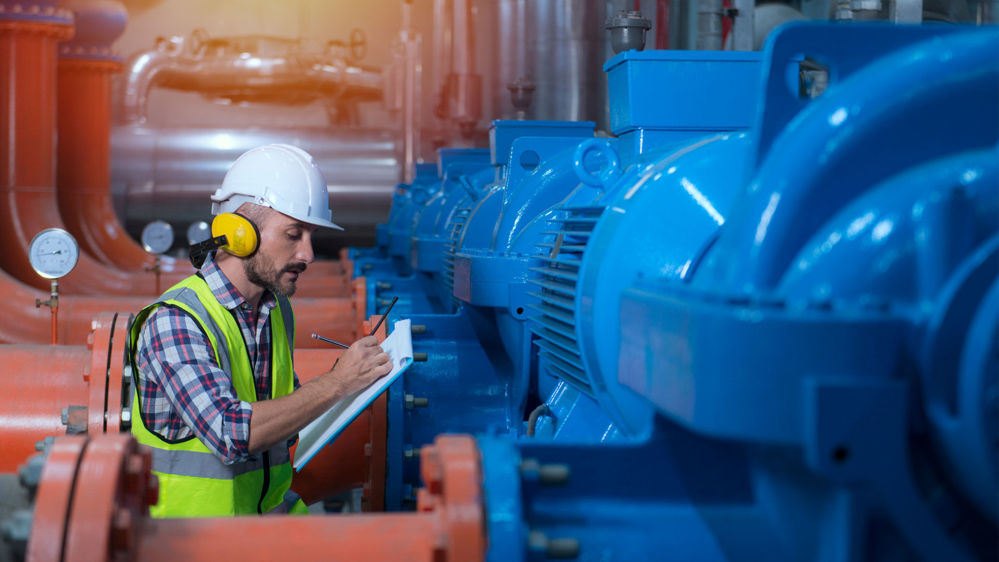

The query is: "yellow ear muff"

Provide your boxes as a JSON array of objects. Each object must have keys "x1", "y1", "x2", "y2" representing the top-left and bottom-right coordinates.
[{"x1": 212, "y1": 212, "x2": 259, "y2": 258}]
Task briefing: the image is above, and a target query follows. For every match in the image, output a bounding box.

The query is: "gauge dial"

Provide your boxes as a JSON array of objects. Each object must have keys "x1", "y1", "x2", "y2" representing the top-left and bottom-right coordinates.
[
  {"x1": 141, "y1": 220, "x2": 175, "y2": 254},
  {"x1": 29, "y1": 228, "x2": 80, "y2": 279},
  {"x1": 186, "y1": 221, "x2": 212, "y2": 245}
]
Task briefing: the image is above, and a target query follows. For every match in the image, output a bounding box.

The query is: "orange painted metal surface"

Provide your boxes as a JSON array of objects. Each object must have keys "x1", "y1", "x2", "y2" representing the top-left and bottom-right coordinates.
[
  {"x1": 29, "y1": 434, "x2": 485, "y2": 562},
  {"x1": 26, "y1": 436, "x2": 88, "y2": 562},
  {"x1": 418, "y1": 436, "x2": 486, "y2": 561},
  {"x1": 0, "y1": 16, "x2": 156, "y2": 295},
  {"x1": 56, "y1": 56, "x2": 190, "y2": 277},
  {"x1": 0, "y1": 344, "x2": 352, "y2": 473},
  {"x1": 0, "y1": 312, "x2": 381, "y2": 476},
  {"x1": 63, "y1": 435, "x2": 155, "y2": 562},
  {"x1": 0, "y1": 345, "x2": 89, "y2": 472},
  {"x1": 289, "y1": 317, "x2": 388, "y2": 509},
  {"x1": 136, "y1": 514, "x2": 440, "y2": 561},
  {"x1": 0, "y1": 264, "x2": 359, "y2": 347},
  {"x1": 0, "y1": 268, "x2": 145, "y2": 344}
]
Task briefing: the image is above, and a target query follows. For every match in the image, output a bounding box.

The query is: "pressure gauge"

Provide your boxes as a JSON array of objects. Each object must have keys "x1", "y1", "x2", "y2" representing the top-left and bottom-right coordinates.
[
  {"x1": 186, "y1": 221, "x2": 211, "y2": 245},
  {"x1": 28, "y1": 228, "x2": 80, "y2": 279},
  {"x1": 141, "y1": 220, "x2": 175, "y2": 254}
]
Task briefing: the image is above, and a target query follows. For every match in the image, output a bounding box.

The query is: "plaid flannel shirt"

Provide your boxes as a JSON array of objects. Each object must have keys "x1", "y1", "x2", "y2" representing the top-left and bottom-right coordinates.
[{"x1": 134, "y1": 257, "x2": 300, "y2": 464}]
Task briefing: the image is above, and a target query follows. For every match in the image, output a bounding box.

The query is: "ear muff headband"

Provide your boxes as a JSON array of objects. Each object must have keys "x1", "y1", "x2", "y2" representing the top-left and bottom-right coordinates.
[{"x1": 188, "y1": 212, "x2": 260, "y2": 267}]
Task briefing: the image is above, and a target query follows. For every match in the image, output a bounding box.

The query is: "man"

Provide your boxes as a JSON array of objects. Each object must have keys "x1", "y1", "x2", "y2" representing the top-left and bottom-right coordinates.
[{"x1": 128, "y1": 144, "x2": 391, "y2": 517}]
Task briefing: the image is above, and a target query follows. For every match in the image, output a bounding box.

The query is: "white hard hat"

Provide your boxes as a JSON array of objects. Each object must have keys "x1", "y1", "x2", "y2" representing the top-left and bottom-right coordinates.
[{"x1": 211, "y1": 144, "x2": 343, "y2": 230}]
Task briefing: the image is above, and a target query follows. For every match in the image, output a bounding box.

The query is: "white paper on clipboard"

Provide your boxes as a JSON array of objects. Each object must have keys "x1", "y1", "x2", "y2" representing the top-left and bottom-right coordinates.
[{"x1": 293, "y1": 319, "x2": 413, "y2": 471}]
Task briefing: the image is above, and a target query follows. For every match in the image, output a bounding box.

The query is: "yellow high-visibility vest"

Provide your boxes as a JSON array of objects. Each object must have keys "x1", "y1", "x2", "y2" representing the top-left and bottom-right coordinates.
[{"x1": 128, "y1": 274, "x2": 308, "y2": 517}]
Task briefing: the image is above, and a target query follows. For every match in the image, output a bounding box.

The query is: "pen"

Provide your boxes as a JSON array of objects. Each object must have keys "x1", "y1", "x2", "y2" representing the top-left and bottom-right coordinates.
[
  {"x1": 368, "y1": 296, "x2": 399, "y2": 336},
  {"x1": 311, "y1": 333, "x2": 350, "y2": 349}
]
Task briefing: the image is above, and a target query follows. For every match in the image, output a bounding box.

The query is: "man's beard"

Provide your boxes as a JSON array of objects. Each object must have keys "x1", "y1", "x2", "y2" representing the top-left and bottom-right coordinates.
[{"x1": 244, "y1": 253, "x2": 306, "y2": 298}]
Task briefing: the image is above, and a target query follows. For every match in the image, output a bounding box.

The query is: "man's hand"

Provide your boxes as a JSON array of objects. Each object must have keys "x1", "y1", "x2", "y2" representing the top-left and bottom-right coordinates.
[
  {"x1": 324, "y1": 335, "x2": 392, "y2": 396},
  {"x1": 247, "y1": 336, "x2": 391, "y2": 454}
]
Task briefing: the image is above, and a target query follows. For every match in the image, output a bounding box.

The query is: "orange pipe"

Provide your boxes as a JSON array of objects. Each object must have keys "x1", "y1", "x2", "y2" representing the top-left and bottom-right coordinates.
[
  {"x1": 136, "y1": 515, "x2": 440, "y2": 561},
  {"x1": 0, "y1": 311, "x2": 378, "y2": 473},
  {"x1": 0, "y1": 14, "x2": 154, "y2": 295},
  {"x1": 0, "y1": 268, "x2": 362, "y2": 348},
  {"x1": 0, "y1": 345, "x2": 90, "y2": 472},
  {"x1": 28, "y1": 434, "x2": 484, "y2": 562},
  {"x1": 56, "y1": 56, "x2": 176, "y2": 272},
  {"x1": 0, "y1": 346, "x2": 349, "y2": 472},
  {"x1": 0, "y1": 267, "x2": 145, "y2": 345}
]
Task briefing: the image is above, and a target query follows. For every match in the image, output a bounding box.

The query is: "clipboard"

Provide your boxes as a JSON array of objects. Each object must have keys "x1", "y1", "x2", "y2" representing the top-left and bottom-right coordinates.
[{"x1": 293, "y1": 318, "x2": 413, "y2": 471}]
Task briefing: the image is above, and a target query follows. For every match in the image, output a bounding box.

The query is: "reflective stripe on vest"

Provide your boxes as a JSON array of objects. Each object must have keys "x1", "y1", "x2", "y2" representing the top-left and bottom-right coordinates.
[{"x1": 128, "y1": 274, "x2": 305, "y2": 517}]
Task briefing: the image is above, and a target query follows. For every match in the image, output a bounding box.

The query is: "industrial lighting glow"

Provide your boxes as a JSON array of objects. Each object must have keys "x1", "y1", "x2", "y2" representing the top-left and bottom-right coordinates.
[
  {"x1": 871, "y1": 219, "x2": 894, "y2": 242},
  {"x1": 828, "y1": 107, "x2": 848, "y2": 127},
  {"x1": 215, "y1": 133, "x2": 236, "y2": 150},
  {"x1": 680, "y1": 177, "x2": 724, "y2": 226}
]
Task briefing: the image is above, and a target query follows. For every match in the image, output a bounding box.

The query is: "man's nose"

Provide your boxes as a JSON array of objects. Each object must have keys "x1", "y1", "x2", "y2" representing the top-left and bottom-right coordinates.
[{"x1": 296, "y1": 231, "x2": 315, "y2": 265}]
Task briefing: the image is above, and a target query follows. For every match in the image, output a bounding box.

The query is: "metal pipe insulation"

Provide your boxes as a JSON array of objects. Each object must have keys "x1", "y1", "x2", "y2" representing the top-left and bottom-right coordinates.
[
  {"x1": 121, "y1": 32, "x2": 383, "y2": 126},
  {"x1": 111, "y1": 125, "x2": 400, "y2": 250},
  {"x1": 26, "y1": 434, "x2": 483, "y2": 561},
  {"x1": 513, "y1": 1, "x2": 609, "y2": 129},
  {"x1": 433, "y1": 0, "x2": 452, "y2": 117},
  {"x1": 53, "y1": 4, "x2": 355, "y2": 291},
  {"x1": 447, "y1": 0, "x2": 481, "y2": 129},
  {"x1": 696, "y1": 0, "x2": 724, "y2": 50}
]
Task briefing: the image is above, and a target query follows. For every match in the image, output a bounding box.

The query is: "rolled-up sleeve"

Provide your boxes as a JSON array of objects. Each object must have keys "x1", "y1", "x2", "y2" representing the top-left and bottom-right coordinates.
[{"x1": 135, "y1": 306, "x2": 253, "y2": 464}]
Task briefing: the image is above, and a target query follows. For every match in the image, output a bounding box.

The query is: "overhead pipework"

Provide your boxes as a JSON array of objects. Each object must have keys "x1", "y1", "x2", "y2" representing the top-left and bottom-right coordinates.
[{"x1": 120, "y1": 29, "x2": 383, "y2": 126}]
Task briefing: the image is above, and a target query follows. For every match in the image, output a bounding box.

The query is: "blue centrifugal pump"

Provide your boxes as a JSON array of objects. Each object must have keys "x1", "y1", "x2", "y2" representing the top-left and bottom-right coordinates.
[{"x1": 350, "y1": 21, "x2": 996, "y2": 559}]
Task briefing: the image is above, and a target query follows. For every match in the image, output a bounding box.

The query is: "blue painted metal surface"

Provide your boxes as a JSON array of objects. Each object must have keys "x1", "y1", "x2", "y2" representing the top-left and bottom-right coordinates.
[
  {"x1": 409, "y1": 149, "x2": 493, "y2": 311},
  {"x1": 350, "y1": 21, "x2": 996, "y2": 561},
  {"x1": 701, "y1": 24, "x2": 999, "y2": 291},
  {"x1": 610, "y1": 24, "x2": 999, "y2": 562},
  {"x1": 604, "y1": 49, "x2": 762, "y2": 161},
  {"x1": 480, "y1": 418, "x2": 769, "y2": 562}
]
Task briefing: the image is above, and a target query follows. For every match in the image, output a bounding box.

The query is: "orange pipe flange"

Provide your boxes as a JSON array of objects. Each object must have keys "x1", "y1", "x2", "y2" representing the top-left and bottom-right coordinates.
[
  {"x1": 417, "y1": 435, "x2": 487, "y2": 561},
  {"x1": 28, "y1": 434, "x2": 485, "y2": 562}
]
